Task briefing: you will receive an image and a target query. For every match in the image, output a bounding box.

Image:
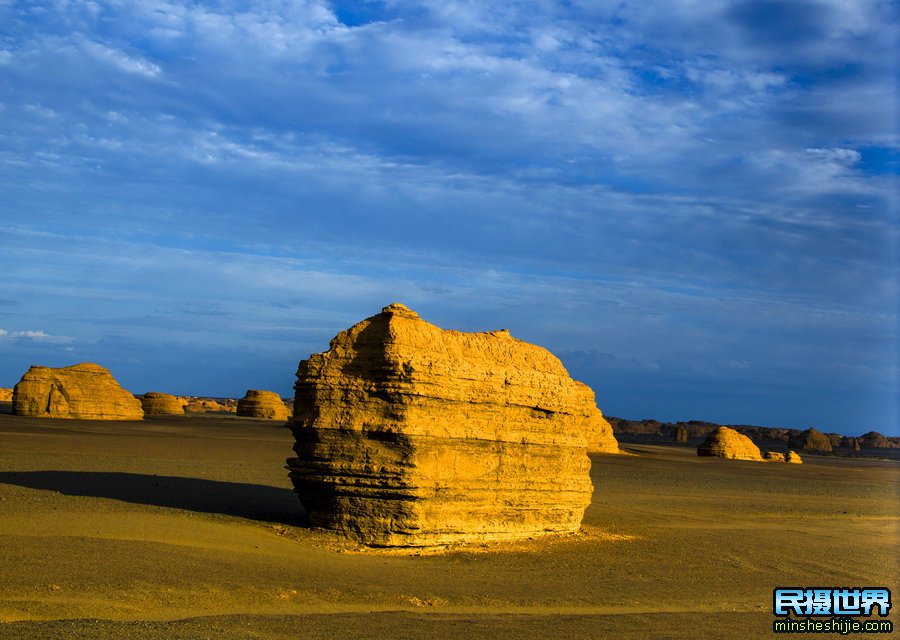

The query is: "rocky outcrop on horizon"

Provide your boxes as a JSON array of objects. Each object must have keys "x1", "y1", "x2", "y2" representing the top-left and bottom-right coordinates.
[
  {"x1": 857, "y1": 431, "x2": 899, "y2": 449},
  {"x1": 789, "y1": 428, "x2": 833, "y2": 452},
  {"x1": 286, "y1": 303, "x2": 609, "y2": 547},
  {"x1": 237, "y1": 389, "x2": 291, "y2": 420},
  {"x1": 12, "y1": 363, "x2": 144, "y2": 420},
  {"x1": 609, "y1": 417, "x2": 899, "y2": 451},
  {"x1": 139, "y1": 392, "x2": 187, "y2": 415},
  {"x1": 697, "y1": 426, "x2": 763, "y2": 461},
  {"x1": 0, "y1": 388, "x2": 12, "y2": 402},
  {"x1": 182, "y1": 397, "x2": 237, "y2": 413}
]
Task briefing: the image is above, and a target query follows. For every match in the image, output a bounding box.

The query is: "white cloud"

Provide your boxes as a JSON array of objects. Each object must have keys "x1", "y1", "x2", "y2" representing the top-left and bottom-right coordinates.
[
  {"x1": 81, "y1": 40, "x2": 161, "y2": 77},
  {"x1": 0, "y1": 328, "x2": 74, "y2": 343}
]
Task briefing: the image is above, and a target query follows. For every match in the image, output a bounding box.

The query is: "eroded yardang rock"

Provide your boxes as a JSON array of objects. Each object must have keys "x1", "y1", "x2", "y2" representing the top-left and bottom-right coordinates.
[
  {"x1": 237, "y1": 389, "x2": 291, "y2": 420},
  {"x1": 12, "y1": 363, "x2": 144, "y2": 420},
  {"x1": 789, "y1": 428, "x2": 833, "y2": 452},
  {"x1": 786, "y1": 450, "x2": 803, "y2": 464},
  {"x1": 183, "y1": 397, "x2": 237, "y2": 413},
  {"x1": 763, "y1": 451, "x2": 786, "y2": 462},
  {"x1": 0, "y1": 388, "x2": 13, "y2": 402},
  {"x1": 140, "y1": 392, "x2": 186, "y2": 415},
  {"x1": 697, "y1": 426, "x2": 762, "y2": 461},
  {"x1": 286, "y1": 303, "x2": 613, "y2": 547}
]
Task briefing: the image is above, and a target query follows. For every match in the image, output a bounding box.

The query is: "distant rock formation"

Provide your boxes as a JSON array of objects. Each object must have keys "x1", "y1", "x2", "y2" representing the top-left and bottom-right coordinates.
[
  {"x1": 610, "y1": 416, "x2": 899, "y2": 451},
  {"x1": 697, "y1": 426, "x2": 762, "y2": 461},
  {"x1": 858, "y1": 431, "x2": 899, "y2": 449},
  {"x1": 763, "y1": 451, "x2": 786, "y2": 462},
  {"x1": 786, "y1": 450, "x2": 803, "y2": 464},
  {"x1": 140, "y1": 392, "x2": 186, "y2": 415},
  {"x1": 789, "y1": 428, "x2": 833, "y2": 452},
  {"x1": 0, "y1": 388, "x2": 12, "y2": 402},
  {"x1": 237, "y1": 389, "x2": 291, "y2": 420},
  {"x1": 286, "y1": 303, "x2": 612, "y2": 547},
  {"x1": 12, "y1": 363, "x2": 144, "y2": 420},
  {"x1": 182, "y1": 397, "x2": 237, "y2": 413},
  {"x1": 673, "y1": 425, "x2": 689, "y2": 443}
]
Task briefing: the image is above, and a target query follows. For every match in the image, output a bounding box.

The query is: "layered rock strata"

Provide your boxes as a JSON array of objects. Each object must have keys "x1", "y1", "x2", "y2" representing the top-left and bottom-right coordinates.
[
  {"x1": 140, "y1": 392, "x2": 186, "y2": 415},
  {"x1": 286, "y1": 303, "x2": 613, "y2": 547},
  {"x1": 237, "y1": 389, "x2": 291, "y2": 420},
  {"x1": 697, "y1": 426, "x2": 762, "y2": 461},
  {"x1": 12, "y1": 363, "x2": 144, "y2": 420}
]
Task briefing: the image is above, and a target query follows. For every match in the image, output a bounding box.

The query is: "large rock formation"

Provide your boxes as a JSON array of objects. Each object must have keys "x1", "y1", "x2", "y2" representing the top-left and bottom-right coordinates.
[
  {"x1": 286, "y1": 303, "x2": 614, "y2": 547},
  {"x1": 697, "y1": 426, "x2": 762, "y2": 461},
  {"x1": 12, "y1": 363, "x2": 144, "y2": 420},
  {"x1": 140, "y1": 392, "x2": 186, "y2": 415},
  {"x1": 789, "y1": 428, "x2": 833, "y2": 452},
  {"x1": 237, "y1": 389, "x2": 291, "y2": 420}
]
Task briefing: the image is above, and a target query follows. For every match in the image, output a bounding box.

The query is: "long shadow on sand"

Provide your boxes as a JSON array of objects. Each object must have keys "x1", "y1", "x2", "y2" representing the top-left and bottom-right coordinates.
[{"x1": 0, "y1": 471, "x2": 307, "y2": 525}]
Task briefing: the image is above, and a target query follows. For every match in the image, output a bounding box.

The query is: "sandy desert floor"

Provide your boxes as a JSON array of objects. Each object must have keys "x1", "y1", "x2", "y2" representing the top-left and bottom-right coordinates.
[{"x1": 0, "y1": 411, "x2": 896, "y2": 639}]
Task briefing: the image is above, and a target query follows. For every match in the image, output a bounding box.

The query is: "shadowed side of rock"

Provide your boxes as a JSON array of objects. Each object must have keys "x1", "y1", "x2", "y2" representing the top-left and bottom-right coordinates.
[
  {"x1": 789, "y1": 428, "x2": 833, "y2": 452},
  {"x1": 286, "y1": 303, "x2": 609, "y2": 547},
  {"x1": 12, "y1": 363, "x2": 144, "y2": 420}
]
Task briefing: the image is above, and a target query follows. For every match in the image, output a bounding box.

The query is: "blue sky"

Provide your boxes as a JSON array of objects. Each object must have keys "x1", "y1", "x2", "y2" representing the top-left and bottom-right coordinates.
[{"x1": 1, "y1": 0, "x2": 897, "y2": 436}]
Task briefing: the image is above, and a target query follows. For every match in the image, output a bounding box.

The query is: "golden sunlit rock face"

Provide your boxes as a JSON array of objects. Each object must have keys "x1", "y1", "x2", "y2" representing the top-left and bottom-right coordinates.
[
  {"x1": 286, "y1": 303, "x2": 615, "y2": 547},
  {"x1": 696, "y1": 426, "x2": 762, "y2": 461},
  {"x1": 140, "y1": 392, "x2": 187, "y2": 415},
  {"x1": 237, "y1": 389, "x2": 291, "y2": 420},
  {"x1": 12, "y1": 363, "x2": 144, "y2": 420},
  {"x1": 786, "y1": 450, "x2": 803, "y2": 464}
]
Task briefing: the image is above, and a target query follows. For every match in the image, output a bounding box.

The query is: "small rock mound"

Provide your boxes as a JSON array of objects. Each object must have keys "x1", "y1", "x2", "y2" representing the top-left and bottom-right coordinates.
[
  {"x1": 789, "y1": 428, "x2": 832, "y2": 452},
  {"x1": 12, "y1": 363, "x2": 143, "y2": 420},
  {"x1": 0, "y1": 387, "x2": 13, "y2": 402},
  {"x1": 785, "y1": 450, "x2": 803, "y2": 464},
  {"x1": 237, "y1": 390, "x2": 291, "y2": 420},
  {"x1": 763, "y1": 451, "x2": 786, "y2": 462},
  {"x1": 697, "y1": 426, "x2": 762, "y2": 461},
  {"x1": 140, "y1": 392, "x2": 186, "y2": 415}
]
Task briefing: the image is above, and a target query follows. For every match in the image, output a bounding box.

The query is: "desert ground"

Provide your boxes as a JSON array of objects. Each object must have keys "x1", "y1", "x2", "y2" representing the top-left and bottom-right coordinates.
[{"x1": 0, "y1": 408, "x2": 896, "y2": 639}]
